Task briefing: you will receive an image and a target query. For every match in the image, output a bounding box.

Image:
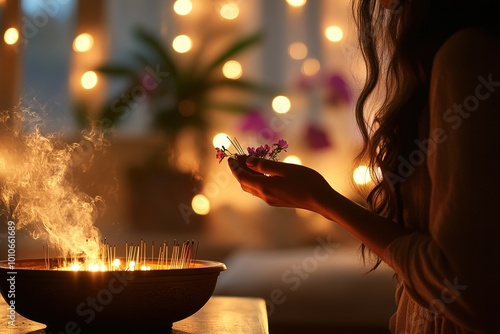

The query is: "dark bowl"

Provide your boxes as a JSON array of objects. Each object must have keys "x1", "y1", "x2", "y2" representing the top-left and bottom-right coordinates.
[{"x1": 0, "y1": 258, "x2": 226, "y2": 333}]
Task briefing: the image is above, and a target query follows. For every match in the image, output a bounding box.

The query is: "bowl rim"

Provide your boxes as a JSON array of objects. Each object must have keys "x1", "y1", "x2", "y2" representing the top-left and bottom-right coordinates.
[{"x1": 0, "y1": 258, "x2": 227, "y2": 274}]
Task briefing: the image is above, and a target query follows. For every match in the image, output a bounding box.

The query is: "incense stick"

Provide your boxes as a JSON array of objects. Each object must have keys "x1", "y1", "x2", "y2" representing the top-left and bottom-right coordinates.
[
  {"x1": 41, "y1": 238, "x2": 198, "y2": 271},
  {"x1": 227, "y1": 136, "x2": 246, "y2": 155}
]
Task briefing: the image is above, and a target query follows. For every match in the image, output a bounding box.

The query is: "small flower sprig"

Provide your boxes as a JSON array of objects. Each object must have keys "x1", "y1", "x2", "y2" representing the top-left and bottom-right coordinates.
[{"x1": 215, "y1": 137, "x2": 288, "y2": 164}]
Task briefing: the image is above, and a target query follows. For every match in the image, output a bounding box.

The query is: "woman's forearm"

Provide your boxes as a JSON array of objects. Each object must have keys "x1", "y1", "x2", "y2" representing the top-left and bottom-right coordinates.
[{"x1": 312, "y1": 187, "x2": 414, "y2": 260}]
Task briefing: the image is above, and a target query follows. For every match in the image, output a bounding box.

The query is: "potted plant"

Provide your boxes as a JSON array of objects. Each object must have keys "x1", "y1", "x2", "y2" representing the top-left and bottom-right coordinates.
[{"x1": 75, "y1": 26, "x2": 274, "y2": 232}]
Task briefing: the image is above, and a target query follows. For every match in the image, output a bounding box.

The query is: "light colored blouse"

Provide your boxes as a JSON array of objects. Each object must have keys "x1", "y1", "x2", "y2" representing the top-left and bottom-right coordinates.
[{"x1": 383, "y1": 27, "x2": 500, "y2": 333}]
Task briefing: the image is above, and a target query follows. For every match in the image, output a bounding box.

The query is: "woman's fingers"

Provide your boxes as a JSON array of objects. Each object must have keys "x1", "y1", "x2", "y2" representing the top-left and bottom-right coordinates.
[
  {"x1": 228, "y1": 157, "x2": 254, "y2": 179},
  {"x1": 227, "y1": 155, "x2": 333, "y2": 210},
  {"x1": 245, "y1": 156, "x2": 290, "y2": 177},
  {"x1": 228, "y1": 157, "x2": 266, "y2": 195}
]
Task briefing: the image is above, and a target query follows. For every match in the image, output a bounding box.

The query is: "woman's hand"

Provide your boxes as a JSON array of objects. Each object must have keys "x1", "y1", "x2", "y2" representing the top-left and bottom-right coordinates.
[
  {"x1": 228, "y1": 156, "x2": 334, "y2": 212},
  {"x1": 228, "y1": 155, "x2": 412, "y2": 258}
]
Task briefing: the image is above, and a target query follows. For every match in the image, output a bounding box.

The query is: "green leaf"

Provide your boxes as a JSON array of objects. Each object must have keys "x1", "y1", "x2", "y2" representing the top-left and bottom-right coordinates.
[
  {"x1": 203, "y1": 31, "x2": 264, "y2": 75},
  {"x1": 208, "y1": 78, "x2": 278, "y2": 95},
  {"x1": 133, "y1": 27, "x2": 179, "y2": 80},
  {"x1": 97, "y1": 81, "x2": 142, "y2": 128},
  {"x1": 202, "y1": 101, "x2": 252, "y2": 113},
  {"x1": 132, "y1": 52, "x2": 154, "y2": 68},
  {"x1": 95, "y1": 64, "x2": 137, "y2": 79}
]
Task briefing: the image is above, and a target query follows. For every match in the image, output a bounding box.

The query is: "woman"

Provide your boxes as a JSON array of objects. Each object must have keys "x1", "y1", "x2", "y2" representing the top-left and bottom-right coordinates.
[{"x1": 228, "y1": 0, "x2": 500, "y2": 332}]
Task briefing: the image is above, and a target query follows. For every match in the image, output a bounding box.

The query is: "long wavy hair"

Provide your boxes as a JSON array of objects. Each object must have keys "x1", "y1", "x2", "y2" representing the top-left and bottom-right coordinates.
[{"x1": 352, "y1": 0, "x2": 500, "y2": 270}]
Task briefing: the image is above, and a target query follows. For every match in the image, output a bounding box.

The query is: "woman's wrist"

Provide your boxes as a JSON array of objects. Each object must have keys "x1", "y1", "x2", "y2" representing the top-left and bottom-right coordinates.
[{"x1": 311, "y1": 185, "x2": 412, "y2": 259}]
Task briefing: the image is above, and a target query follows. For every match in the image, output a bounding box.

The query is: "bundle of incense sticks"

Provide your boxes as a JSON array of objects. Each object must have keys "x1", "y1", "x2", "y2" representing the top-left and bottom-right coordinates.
[
  {"x1": 227, "y1": 136, "x2": 246, "y2": 155},
  {"x1": 42, "y1": 239, "x2": 199, "y2": 271}
]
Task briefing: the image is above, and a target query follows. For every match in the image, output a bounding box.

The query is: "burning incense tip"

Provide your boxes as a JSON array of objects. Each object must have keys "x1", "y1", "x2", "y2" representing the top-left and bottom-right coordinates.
[{"x1": 42, "y1": 239, "x2": 199, "y2": 271}]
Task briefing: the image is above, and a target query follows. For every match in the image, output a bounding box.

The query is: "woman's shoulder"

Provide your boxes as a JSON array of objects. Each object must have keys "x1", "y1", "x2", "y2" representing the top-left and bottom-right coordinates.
[{"x1": 433, "y1": 27, "x2": 500, "y2": 76}]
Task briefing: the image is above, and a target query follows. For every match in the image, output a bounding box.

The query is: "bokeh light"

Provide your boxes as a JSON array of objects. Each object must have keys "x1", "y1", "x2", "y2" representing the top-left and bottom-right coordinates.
[
  {"x1": 289, "y1": 42, "x2": 308, "y2": 60},
  {"x1": 301, "y1": 58, "x2": 321, "y2": 76},
  {"x1": 173, "y1": 0, "x2": 192, "y2": 15},
  {"x1": 286, "y1": 0, "x2": 307, "y2": 7},
  {"x1": 3, "y1": 27, "x2": 19, "y2": 45},
  {"x1": 353, "y1": 165, "x2": 370, "y2": 185},
  {"x1": 219, "y1": 3, "x2": 239, "y2": 20},
  {"x1": 325, "y1": 25, "x2": 343, "y2": 42},
  {"x1": 172, "y1": 35, "x2": 192, "y2": 53},
  {"x1": 73, "y1": 33, "x2": 94, "y2": 52},
  {"x1": 81, "y1": 71, "x2": 98, "y2": 90},
  {"x1": 353, "y1": 165, "x2": 382, "y2": 185},
  {"x1": 272, "y1": 95, "x2": 291, "y2": 114},
  {"x1": 222, "y1": 60, "x2": 242, "y2": 79},
  {"x1": 192, "y1": 194, "x2": 210, "y2": 215},
  {"x1": 283, "y1": 155, "x2": 302, "y2": 165},
  {"x1": 213, "y1": 133, "x2": 231, "y2": 149}
]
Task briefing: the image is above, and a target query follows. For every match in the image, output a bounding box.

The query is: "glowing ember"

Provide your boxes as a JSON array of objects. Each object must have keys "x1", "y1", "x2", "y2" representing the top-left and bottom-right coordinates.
[
  {"x1": 69, "y1": 262, "x2": 81, "y2": 271},
  {"x1": 42, "y1": 239, "x2": 198, "y2": 272}
]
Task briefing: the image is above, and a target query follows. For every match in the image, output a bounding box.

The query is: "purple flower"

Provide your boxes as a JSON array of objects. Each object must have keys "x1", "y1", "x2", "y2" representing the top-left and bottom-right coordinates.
[
  {"x1": 304, "y1": 123, "x2": 332, "y2": 150},
  {"x1": 276, "y1": 139, "x2": 288, "y2": 150},
  {"x1": 325, "y1": 74, "x2": 352, "y2": 105},
  {"x1": 215, "y1": 147, "x2": 227, "y2": 163},
  {"x1": 240, "y1": 109, "x2": 268, "y2": 132},
  {"x1": 255, "y1": 144, "x2": 270, "y2": 158},
  {"x1": 217, "y1": 137, "x2": 289, "y2": 163}
]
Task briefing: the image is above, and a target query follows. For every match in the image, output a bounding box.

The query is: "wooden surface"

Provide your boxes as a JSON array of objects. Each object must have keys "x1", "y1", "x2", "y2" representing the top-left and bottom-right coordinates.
[{"x1": 0, "y1": 295, "x2": 269, "y2": 333}]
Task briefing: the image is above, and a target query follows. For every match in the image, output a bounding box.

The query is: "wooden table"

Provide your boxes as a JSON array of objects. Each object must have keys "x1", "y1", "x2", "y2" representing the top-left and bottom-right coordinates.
[{"x1": 0, "y1": 295, "x2": 269, "y2": 333}]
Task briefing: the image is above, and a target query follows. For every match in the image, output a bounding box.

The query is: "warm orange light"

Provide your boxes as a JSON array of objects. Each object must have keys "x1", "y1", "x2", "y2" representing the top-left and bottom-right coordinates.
[
  {"x1": 222, "y1": 60, "x2": 242, "y2": 79},
  {"x1": 219, "y1": 3, "x2": 239, "y2": 20},
  {"x1": 0, "y1": 157, "x2": 6, "y2": 174},
  {"x1": 353, "y1": 165, "x2": 382, "y2": 185},
  {"x1": 213, "y1": 133, "x2": 231, "y2": 149},
  {"x1": 173, "y1": 0, "x2": 192, "y2": 15},
  {"x1": 69, "y1": 262, "x2": 82, "y2": 271},
  {"x1": 192, "y1": 194, "x2": 210, "y2": 215},
  {"x1": 128, "y1": 261, "x2": 136, "y2": 271},
  {"x1": 289, "y1": 42, "x2": 308, "y2": 60},
  {"x1": 3, "y1": 27, "x2": 19, "y2": 45},
  {"x1": 172, "y1": 35, "x2": 192, "y2": 53},
  {"x1": 325, "y1": 25, "x2": 343, "y2": 42},
  {"x1": 81, "y1": 71, "x2": 98, "y2": 89},
  {"x1": 301, "y1": 58, "x2": 321, "y2": 76},
  {"x1": 73, "y1": 33, "x2": 94, "y2": 52},
  {"x1": 286, "y1": 0, "x2": 307, "y2": 7},
  {"x1": 272, "y1": 95, "x2": 291, "y2": 114},
  {"x1": 283, "y1": 155, "x2": 302, "y2": 165}
]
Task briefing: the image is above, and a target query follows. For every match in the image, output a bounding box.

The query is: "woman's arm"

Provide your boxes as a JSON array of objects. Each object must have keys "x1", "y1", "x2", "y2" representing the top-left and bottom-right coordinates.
[{"x1": 228, "y1": 156, "x2": 413, "y2": 260}]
